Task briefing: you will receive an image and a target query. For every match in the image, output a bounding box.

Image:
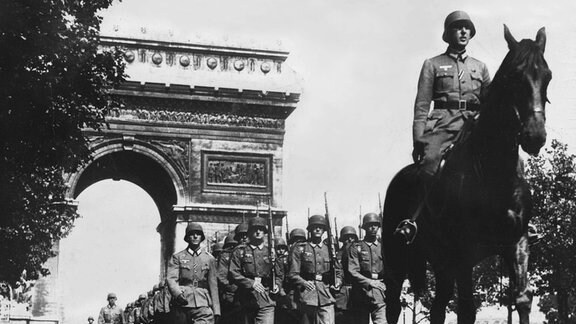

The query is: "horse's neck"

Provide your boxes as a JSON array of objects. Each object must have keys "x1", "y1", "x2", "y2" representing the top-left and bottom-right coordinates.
[{"x1": 474, "y1": 100, "x2": 520, "y2": 181}]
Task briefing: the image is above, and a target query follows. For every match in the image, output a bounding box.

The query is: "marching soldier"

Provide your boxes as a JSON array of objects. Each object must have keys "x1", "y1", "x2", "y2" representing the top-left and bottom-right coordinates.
[
  {"x1": 287, "y1": 228, "x2": 307, "y2": 246},
  {"x1": 235, "y1": 223, "x2": 250, "y2": 246},
  {"x1": 274, "y1": 237, "x2": 298, "y2": 324},
  {"x1": 152, "y1": 281, "x2": 170, "y2": 324},
  {"x1": 166, "y1": 222, "x2": 220, "y2": 324},
  {"x1": 334, "y1": 226, "x2": 359, "y2": 323},
  {"x1": 348, "y1": 213, "x2": 387, "y2": 324},
  {"x1": 229, "y1": 217, "x2": 284, "y2": 323},
  {"x1": 98, "y1": 293, "x2": 123, "y2": 324},
  {"x1": 289, "y1": 215, "x2": 343, "y2": 324},
  {"x1": 218, "y1": 233, "x2": 240, "y2": 324},
  {"x1": 212, "y1": 242, "x2": 224, "y2": 260},
  {"x1": 132, "y1": 294, "x2": 146, "y2": 324}
]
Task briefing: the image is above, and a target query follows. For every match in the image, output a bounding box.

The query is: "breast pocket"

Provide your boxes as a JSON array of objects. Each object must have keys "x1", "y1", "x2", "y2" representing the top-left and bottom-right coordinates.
[
  {"x1": 242, "y1": 255, "x2": 254, "y2": 273},
  {"x1": 470, "y1": 70, "x2": 484, "y2": 91},
  {"x1": 434, "y1": 71, "x2": 455, "y2": 93}
]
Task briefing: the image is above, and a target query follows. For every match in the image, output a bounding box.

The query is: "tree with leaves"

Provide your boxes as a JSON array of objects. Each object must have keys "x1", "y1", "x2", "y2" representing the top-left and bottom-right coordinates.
[
  {"x1": 0, "y1": 0, "x2": 125, "y2": 285},
  {"x1": 526, "y1": 139, "x2": 576, "y2": 323}
]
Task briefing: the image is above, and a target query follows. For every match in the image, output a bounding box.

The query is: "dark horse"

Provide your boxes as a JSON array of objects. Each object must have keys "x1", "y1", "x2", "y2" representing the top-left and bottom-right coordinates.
[{"x1": 382, "y1": 26, "x2": 551, "y2": 324}]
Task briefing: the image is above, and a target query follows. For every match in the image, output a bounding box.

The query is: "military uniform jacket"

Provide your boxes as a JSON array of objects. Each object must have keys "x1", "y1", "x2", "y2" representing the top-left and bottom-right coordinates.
[
  {"x1": 152, "y1": 286, "x2": 171, "y2": 314},
  {"x1": 288, "y1": 241, "x2": 343, "y2": 307},
  {"x1": 98, "y1": 305, "x2": 124, "y2": 324},
  {"x1": 166, "y1": 248, "x2": 221, "y2": 315},
  {"x1": 229, "y1": 243, "x2": 284, "y2": 308},
  {"x1": 413, "y1": 49, "x2": 490, "y2": 143},
  {"x1": 347, "y1": 240, "x2": 385, "y2": 305},
  {"x1": 334, "y1": 243, "x2": 353, "y2": 310}
]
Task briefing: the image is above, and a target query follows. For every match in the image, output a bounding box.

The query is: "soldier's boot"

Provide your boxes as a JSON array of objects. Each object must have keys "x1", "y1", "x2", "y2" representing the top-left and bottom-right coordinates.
[{"x1": 394, "y1": 219, "x2": 418, "y2": 244}]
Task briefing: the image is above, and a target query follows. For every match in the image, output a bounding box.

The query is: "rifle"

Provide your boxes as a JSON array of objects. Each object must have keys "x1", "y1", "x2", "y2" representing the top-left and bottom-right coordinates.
[
  {"x1": 378, "y1": 192, "x2": 383, "y2": 232},
  {"x1": 334, "y1": 217, "x2": 340, "y2": 252},
  {"x1": 267, "y1": 197, "x2": 277, "y2": 292},
  {"x1": 358, "y1": 206, "x2": 363, "y2": 240},
  {"x1": 323, "y1": 192, "x2": 337, "y2": 286},
  {"x1": 285, "y1": 214, "x2": 290, "y2": 244}
]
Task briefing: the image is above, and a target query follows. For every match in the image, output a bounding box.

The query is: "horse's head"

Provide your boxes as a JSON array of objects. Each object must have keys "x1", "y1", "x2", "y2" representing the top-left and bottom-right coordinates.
[{"x1": 500, "y1": 25, "x2": 551, "y2": 155}]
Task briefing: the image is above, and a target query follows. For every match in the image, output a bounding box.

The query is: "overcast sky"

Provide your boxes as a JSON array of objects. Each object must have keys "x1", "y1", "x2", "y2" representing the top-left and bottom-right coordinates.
[{"x1": 58, "y1": 1, "x2": 576, "y2": 321}]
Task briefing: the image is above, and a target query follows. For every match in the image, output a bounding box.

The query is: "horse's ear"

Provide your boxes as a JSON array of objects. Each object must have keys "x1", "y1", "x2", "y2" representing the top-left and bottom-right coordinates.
[
  {"x1": 504, "y1": 24, "x2": 518, "y2": 50},
  {"x1": 535, "y1": 27, "x2": 546, "y2": 53}
]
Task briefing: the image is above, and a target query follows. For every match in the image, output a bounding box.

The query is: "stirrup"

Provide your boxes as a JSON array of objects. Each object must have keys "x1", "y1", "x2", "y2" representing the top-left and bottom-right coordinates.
[{"x1": 394, "y1": 219, "x2": 418, "y2": 245}]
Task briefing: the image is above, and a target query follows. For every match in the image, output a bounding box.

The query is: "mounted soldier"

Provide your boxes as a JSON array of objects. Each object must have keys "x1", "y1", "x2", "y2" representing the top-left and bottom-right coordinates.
[{"x1": 396, "y1": 10, "x2": 491, "y2": 242}]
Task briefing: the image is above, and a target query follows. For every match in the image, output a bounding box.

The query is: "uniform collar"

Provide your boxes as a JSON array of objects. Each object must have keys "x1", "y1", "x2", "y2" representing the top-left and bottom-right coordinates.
[
  {"x1": 249, "y1": 242, "x2": 265, "y2": 250},
  {"x1": 364, "y1": 239, "x2": 379, "y2": 247},
  {"x1": 309, "y1": 241, "x2": 323, "y2": 248},
  {"x1": 187, "y1": 247, "x2": 202, "y2": 256},
  {"x1": 446, "y1": 47, "x2": 468, "y2": 62}
]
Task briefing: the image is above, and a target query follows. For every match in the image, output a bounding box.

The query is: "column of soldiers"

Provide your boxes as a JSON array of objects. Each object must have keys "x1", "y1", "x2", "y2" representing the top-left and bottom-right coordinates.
[{"x1": 105, "y1": 211, "x2": 386, "y2": 324}]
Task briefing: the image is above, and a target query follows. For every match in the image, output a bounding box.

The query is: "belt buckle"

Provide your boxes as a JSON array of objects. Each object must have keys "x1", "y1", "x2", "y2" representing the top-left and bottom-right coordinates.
[
  {"x1": 458, "y1": 100, "x2": 467, "y2": 110},
  {"x1": 192, "y1": 279, "x2": 198, "y2": 288},
  {"x1": 371, "y1": 273, "x2": 379, "y2": 280},
  {"x1": 315, "y1": 274, "x2": 323, "y2": 281}
]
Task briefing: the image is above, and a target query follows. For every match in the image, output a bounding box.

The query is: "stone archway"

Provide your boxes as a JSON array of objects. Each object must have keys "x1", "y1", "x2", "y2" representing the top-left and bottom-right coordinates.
[
  {"x1": 32, "y1": 29, "x2": 301, "y2": 323},
  {"x1": 66, "y1": 139, "x2": 187, "y2": 276}
]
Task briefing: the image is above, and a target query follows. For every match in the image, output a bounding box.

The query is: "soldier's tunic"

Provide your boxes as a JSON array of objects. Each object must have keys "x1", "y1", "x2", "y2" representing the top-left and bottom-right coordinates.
[
  {"x1": 217, "y1": 247, "x2": 240, "y2": 324},
  {"x1": 413, "y1": 49, "x2": 490, "y2": 175},
  {"x1": 348, "y1": 240, "x2": 386, "y2": 324},
  {"x1": 334, "y1": 243, "x2": 356, "y2": 323},
  {"x1": 98, "y1": 305, "x2": 124, "y2": 324},
  {"x1": 229, "y1": 243, "x2": 284, "y2": 324},
  {"x1": 166, "y1": 248, "x2": 220, "y2": 324},
  {"x1": 288, "y1": 241, "x2": 343, "y2": 324},
  {"x1": 152, "y1": 286, "x2": 171, "y2": 324}
]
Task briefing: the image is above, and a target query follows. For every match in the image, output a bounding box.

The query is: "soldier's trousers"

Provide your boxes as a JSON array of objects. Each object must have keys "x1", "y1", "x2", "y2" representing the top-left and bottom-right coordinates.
[
  {"x1": 241, "y1": 305, "x2": 274, "y2": 324},
  {"x1": 299, "y1": 304, "x2": 334, "y2": 324},
  {"x1": 356, "y1": 303, "x2": 387, "y2": 324},
  {"x1": 172, "y1": 306, "x2": 214, "y2": 324}
]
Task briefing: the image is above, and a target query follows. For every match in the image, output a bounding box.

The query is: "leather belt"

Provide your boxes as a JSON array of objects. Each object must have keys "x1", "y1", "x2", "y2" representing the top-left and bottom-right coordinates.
[
  {"x1": 302, "y1": 273, "x2": 326, "y2": 282},
  {"x1": 181, "y1": 279, "x2": 209, "y2": 289},
  {"x1": 434, "y1": 100, "x2": 480, "y2": 111},
  {"x1": 361, "y1": 271, "x2": 383, "y2": 280}
]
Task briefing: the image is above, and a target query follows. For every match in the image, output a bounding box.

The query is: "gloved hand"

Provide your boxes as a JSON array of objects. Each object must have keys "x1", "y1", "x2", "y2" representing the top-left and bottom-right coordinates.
[
  {"x1": 174, "y1": 293, "x2": 188, "y2": 306},
  {"x1": 412, "y1": 141, "x2": 424, "y2": 163}
]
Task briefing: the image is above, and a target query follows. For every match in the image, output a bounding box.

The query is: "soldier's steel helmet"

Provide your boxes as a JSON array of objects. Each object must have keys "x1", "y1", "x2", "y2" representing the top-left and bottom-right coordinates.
[
  {"x1": 339, "y1": 226, "x2": 358, "y2": 242},
  {"x1": 184, "y1": 222, "x2": 205, "y2": 242},
  {"x1": 442, "y1": 10, "x2": 476, "y2": 42},
  {"x1": 138, "y1": 293, "x2": 147, "y2": 300},
  {"x1": 234, "y1": 223, "x2": 249, "y2": 241},
  {"x1": 224, "y1": 232, "x2": 238, "y2": 248},
  {"x1": 107, "y1": 292, "x2": 117, "y2": 300},
  {"x1": 362, "y1": 213, "x2": 382, "y2": 229},
  {"x1": 289, "y1": 228, "x2": 307, "y2": 244},
  {"x1": 274, "y1": 237, "x2": 288, "y2": 247},
  {"x1": 307, "y1": 215, "x2": 328, "y2": 231},
  {"x1": 248, "y1": 217, "x2": 268, "y2": 233},
  {"x1": 88, "y1": 317, "x2": 94, "y2": 321},
  {"x1": 212, "y1": 242, "x2": 224, "y2": 253}
]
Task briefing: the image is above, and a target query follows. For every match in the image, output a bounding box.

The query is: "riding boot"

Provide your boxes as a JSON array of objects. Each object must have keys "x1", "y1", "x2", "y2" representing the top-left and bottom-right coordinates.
[{"x1": 394, "y1": 172, "x2": 434, "y2": 244}]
